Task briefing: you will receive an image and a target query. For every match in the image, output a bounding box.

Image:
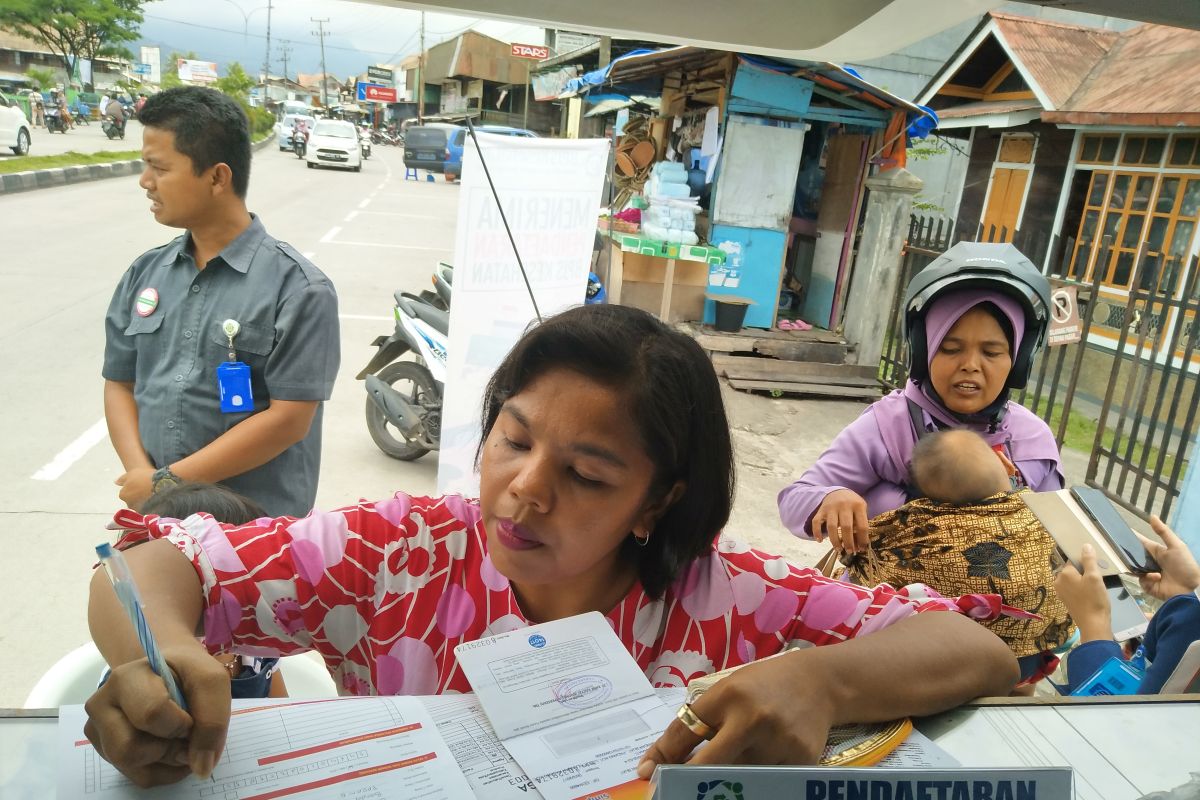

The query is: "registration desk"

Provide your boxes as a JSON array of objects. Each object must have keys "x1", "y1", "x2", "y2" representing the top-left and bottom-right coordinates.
[{"x1": 5, "y1": 696, "x2": 1197, "y2": 799}]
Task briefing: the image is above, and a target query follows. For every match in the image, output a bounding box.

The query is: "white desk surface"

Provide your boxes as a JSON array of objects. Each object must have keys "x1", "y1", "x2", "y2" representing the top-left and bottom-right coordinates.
[{"x1": 4, "y1": 698, "x2": 1198, "y2": 799}]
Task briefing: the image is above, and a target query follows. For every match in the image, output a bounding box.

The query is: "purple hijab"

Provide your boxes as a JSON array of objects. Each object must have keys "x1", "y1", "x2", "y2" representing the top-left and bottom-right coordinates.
[{"x1": 877, "y1": 289, "x2": 1061, "y2": 479}]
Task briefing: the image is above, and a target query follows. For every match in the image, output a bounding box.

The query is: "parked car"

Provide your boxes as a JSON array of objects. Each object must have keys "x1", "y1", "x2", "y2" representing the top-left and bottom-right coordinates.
[
  {"x1": 275, "y1": 113, "x2": 315, "y2": 151},
  {"x1": 403, "y1": 123, "x2": 459, "y2": 173},
  {"x1": 306, "y1": 119, "x2": 363, "y2": 172},
  {"x1": 0, "y1": 91, "x2": 32, "y2": 155},
  {"x1": 443, "y1": 124, "x2": 538, "y2": 181}
]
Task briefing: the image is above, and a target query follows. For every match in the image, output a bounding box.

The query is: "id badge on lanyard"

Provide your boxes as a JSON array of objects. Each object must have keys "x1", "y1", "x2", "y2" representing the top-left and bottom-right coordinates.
[{"x1": 217, "y1": 319, "x2": 253, "y2": 413}]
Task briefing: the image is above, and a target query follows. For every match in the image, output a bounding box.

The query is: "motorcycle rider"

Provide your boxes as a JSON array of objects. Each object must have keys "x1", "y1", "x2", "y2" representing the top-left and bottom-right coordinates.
[
  {"x1": 103, "y1": 91, "x2": 127, "y2": 137},
  {"x1": 293, "y1": 117, "x2": 309, "y2": 156}
]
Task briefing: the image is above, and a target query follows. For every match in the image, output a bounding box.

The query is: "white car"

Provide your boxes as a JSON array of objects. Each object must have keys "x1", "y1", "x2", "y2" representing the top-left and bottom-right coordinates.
[
  {"x1": 275, "y1": 113, "x2": 315, "y2": 151},
  {"x1": 0, "y1": 92, "x2": 32, "y2": 155},
  {"x1": 306, "y1": 120, "x2": 363, "y2": 172}
]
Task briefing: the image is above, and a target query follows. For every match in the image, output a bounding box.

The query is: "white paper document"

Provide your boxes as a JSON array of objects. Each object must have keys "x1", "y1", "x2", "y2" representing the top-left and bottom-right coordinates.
[
  {"x1": 58, "y1": 696, "x2": 475, "y2": 800},
  {"x1": 455, "y1": 611, "x2": 671, "y2": 800}
]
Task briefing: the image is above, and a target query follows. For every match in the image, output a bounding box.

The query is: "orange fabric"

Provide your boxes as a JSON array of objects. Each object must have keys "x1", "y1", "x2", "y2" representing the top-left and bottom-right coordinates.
[{"x1": 878, "y1": 111, "x2": 908, "y2": 171}]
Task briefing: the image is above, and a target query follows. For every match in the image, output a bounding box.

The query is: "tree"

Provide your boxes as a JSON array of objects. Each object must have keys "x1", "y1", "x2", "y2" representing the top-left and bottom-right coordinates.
[
  {"x1": 215, "y1": 62, "x2": 254, "y2": 103},
  {"x1": 24, "y1": 66, "x2": 56, "y2": 90},
  {"x1": 0, "y1": 0, "x2": 145, "y2": 85}
]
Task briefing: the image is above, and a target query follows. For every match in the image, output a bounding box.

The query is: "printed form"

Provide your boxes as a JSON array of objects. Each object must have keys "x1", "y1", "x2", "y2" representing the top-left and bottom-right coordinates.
[
  {"x1": 58, "y1": 696, "x2": 474, "y2": 800},
  {"x1": 455, "y1": 611, "x2": 676, "y2": 800}
]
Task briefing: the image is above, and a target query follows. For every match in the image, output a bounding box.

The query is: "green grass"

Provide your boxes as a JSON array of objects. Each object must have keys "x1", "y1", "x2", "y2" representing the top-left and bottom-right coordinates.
[
  {"x1": 0, "y1": 150, "x2": 141, "y2": 175},
  {"x1": 1026, "y1": 397, "x2": 1182, "y2": 477}
]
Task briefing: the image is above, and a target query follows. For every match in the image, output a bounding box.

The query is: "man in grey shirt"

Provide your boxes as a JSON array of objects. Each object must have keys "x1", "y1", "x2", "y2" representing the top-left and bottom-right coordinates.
[{"x1": 103, "y1": 86, "x2": 339, "y2": 517}]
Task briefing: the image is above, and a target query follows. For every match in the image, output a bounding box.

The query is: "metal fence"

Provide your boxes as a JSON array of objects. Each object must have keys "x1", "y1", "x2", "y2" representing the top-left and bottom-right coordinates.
[{"x1": 881, "y1": 215, "x2": 1200, "y2": 521}]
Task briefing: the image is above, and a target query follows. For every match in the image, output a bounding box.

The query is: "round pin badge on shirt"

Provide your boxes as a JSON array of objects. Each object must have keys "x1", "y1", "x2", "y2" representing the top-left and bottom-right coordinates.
[{"x1": 134, "y1": 287, "x2": 159, "y2": 318}]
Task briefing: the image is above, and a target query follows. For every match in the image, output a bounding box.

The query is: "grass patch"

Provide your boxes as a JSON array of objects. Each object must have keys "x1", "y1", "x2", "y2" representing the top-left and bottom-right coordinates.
[
  {"x1": 0, "y1": 150, "x2": 141, "y2": 175},
  {"x1": 1026, "y1": 398, "x2": 1182, "y2": 477}
]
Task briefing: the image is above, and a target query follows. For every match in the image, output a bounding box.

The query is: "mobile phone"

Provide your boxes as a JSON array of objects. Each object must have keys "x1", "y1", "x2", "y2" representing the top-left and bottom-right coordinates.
[
  {"x1": 1069, "y1": 487, "x2": 1160, "y2": 575},
  {"x1": 1106, "y1": 578, "x2": 1150, "y2": 641}
]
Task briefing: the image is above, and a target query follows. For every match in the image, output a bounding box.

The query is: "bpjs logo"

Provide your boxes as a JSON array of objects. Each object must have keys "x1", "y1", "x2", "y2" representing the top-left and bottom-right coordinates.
[{"x1": 697, "y1": 780, "x2": 745, "y2": 800}]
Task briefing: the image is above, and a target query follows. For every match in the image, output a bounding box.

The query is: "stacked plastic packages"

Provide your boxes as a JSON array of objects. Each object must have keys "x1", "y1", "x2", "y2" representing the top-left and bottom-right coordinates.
[{"x1": 642, "y1": 162, "x2": 701, "y2": 245}]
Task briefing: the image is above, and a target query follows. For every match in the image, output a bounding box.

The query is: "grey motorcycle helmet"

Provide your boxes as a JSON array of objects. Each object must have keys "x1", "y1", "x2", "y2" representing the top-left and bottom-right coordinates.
[{"x1": 904, "y1": 241, "x2": 1052, "y2": 392}]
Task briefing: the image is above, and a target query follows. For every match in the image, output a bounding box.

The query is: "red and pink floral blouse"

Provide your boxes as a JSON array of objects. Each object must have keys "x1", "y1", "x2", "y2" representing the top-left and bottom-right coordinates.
[{"x1": 111, "y1": 493, "x2": 1011, "y2": 695}]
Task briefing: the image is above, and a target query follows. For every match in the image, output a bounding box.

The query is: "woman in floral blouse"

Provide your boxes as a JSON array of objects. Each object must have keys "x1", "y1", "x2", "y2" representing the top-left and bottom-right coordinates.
[{"x1": 85, "y1": 304, "x2": 1019, "y2": 789}]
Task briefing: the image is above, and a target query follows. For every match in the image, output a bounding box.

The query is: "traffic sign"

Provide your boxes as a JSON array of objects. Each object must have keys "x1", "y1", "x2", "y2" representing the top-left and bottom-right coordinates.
[
  {"x1": 511, "y1": 43, "x2": 550, "y2": 60},
  {"x1": 356, "y1": 81, "x2": 397, "y2": 103},
  {"x1": 1047, "y1": 285, "x2": 1082, "y2": 346},
  {"x1": 132, "y1": 63, "x2": 152, "y2": 75}
]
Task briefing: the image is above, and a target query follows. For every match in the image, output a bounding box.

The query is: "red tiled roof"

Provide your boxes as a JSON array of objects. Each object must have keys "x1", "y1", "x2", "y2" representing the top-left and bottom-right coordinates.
[{"x1": 989, "y1": 12, "x2": 1117, "y2": 109}]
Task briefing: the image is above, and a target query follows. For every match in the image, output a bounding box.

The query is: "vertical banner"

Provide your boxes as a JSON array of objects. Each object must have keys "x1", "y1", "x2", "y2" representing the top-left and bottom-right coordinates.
[
  {"x1": 437, "y1": 133, "x2": 610, "y2": 496},
  {"x1": 141, "y1": 46, "x2": 162, "y2": 85}
]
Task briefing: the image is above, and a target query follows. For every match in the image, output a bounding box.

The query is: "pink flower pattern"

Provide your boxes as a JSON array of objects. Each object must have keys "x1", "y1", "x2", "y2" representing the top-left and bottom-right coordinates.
[{"x1": 110, "y1": 496, "x2": 1007, "y2": 695}]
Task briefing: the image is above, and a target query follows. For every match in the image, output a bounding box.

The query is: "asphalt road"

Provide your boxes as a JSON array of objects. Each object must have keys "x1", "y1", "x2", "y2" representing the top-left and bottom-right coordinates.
[
  {"x1": 0, "y1": 142, "x2": 461, "y2": 705},
  {"x1": 0, "y1": 116, "x2": 144, "y2": 161},
  {"x1": 0, "y1": 137, "x2": 878, "y2": 708}
]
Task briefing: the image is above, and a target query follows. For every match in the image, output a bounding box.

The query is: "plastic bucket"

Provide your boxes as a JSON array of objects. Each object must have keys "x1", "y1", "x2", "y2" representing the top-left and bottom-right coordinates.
[{"x1": 709, "y1": 294, "x2": 752, "y2": 332}]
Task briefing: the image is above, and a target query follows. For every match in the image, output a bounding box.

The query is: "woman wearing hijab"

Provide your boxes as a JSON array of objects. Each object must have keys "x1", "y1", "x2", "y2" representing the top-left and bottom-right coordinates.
[{"x1": 778, "y1": 241, "x2": 1064, "y2": 554}]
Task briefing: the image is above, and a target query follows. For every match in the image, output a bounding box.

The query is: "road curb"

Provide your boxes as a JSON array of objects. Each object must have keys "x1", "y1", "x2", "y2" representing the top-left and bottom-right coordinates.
[{"x1": 0, "y1": 132, "x2": 276, "y2": 197}]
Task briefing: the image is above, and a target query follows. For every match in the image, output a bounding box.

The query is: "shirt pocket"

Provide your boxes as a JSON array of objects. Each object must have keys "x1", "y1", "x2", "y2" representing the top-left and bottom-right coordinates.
[
  {"x1": 124, "y1": 313, "x2": 165, "y2": 337},
  {"x1": 207, "y1": 320, "x2": 276, "y2": 363}
]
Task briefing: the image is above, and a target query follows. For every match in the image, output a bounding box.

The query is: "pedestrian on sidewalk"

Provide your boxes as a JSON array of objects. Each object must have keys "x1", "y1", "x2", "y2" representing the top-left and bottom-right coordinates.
[
  {"x1": 102, "y1": 86, "x2": 340, "y2": 518},
  {"x1": 29, "y1": 91, "x2": 43, "y2": 127}
]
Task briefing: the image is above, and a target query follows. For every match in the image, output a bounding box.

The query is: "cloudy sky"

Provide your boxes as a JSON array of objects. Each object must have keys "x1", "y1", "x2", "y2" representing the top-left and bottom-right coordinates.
[{"x1": 138, "y1": 0, "x2": 547, "y2": 79}]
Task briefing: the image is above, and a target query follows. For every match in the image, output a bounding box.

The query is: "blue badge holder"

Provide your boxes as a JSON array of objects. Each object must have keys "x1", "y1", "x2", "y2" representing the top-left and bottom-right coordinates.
[
  {"x1": 1070, "y1": 656, "x2": 1144, "y2": 696},
  {"x1": 216, "y1": 361, "x2": 253, "y2": 413}
]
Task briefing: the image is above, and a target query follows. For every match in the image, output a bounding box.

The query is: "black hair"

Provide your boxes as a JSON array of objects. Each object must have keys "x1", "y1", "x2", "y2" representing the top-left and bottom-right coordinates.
[
  {"x1": 909, "y1": 429, "x2": 1009, "y2": 505},
  {"x1": 138, "y1": 86, "x2": 252, "y2": 198},
  {"x1": 141, "y1": 481, "x2": 267, "y2": 525},
  {"x1": 477, "y1": 304, "x2": 735, "y2": 598}
]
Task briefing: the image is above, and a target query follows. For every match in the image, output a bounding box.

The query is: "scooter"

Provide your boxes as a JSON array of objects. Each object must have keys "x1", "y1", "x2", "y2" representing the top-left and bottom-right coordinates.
[
  {"x1": 101, "y1": 114, "x2": 125, "y2": 140},
  {"x1": 44, "y1": 107, "x2": 67, "y2": 134},
  {"x1": 358, "y1": 264, "x2": 454, "y2": 461},
  {"x1": 293, "y1": 128, "x2": 308, "y2": 159}
]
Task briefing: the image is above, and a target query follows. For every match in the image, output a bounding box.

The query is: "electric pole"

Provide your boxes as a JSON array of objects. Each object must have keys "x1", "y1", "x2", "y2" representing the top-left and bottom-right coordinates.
[
  {"x1": 278, "y1": 40, "x2": 292, "y2": 84},
  {"x1": 417, "y1": 11, "x2": 425, "y2": 122},
  {"x1": 311, "y1": 17, "x2": 330, "y2": 108},
  {"x1": 262, "y1": 0, "x2": 273, "y2": 91}
]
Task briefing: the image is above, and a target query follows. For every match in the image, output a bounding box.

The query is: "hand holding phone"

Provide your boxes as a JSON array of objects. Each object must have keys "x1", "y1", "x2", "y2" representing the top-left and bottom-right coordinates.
[{"x1": 1069, "y1": 487, "x2": 1160, "y2": 575}]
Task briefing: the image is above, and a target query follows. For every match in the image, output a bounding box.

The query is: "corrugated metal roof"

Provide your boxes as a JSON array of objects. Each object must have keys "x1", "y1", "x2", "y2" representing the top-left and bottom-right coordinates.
[
  {"x1": 1046, "y1": 22, "x2": 1200, "y2": 125},
  {"x1": 990, "y1": 12, "x2": 1118, "y2": 109}
]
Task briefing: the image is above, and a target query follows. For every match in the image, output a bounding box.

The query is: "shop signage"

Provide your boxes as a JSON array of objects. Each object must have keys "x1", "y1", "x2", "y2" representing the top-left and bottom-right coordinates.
[
  {"x1": 356, "y1": 82, "x2": 397, "y2": 103},
  {"x1": 177, "y1": 58, "x2": 218, "y2": 84},
  {"x1": 1047, "y1": 285, "x2": 1082, "y2": 346},
  {"x1": 511, "y1": 43, "x2": 550, "y2": 60},
  {"x1": 367, "y1": 65, "x2": 393, "y2": 84},
  {"x1": 555, "y1": 31, "x2": 599, "y2": 54}
]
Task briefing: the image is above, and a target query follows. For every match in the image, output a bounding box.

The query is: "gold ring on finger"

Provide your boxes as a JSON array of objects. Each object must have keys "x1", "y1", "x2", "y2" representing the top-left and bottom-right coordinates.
[{"x1": 676, "y1": 703, "x2": 716, "y2": 740}]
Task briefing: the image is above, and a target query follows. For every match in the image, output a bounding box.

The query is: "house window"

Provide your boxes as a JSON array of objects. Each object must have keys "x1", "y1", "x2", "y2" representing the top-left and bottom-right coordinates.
[
  {"x1": 1120, "y1": 135, "x2": 1167, "y2": 167},
  {"x1": 1078, "y1": 134, "x2": 1119, "y2": 164},
  {"x1": 1168, "y1": 135, "x2": 1200, "y2": 168},
  {"x1": 1139, "y1": 175, "x2": 1200, "y2": 294}
]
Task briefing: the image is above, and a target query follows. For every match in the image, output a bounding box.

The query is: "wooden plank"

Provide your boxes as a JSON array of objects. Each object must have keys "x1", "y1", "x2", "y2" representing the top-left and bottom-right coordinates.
[
  {"x1": 694, "y1": 330, "x2": 845, "y2": 353},
  {"x1": 727, "y1": 378, "x2": 881, "y2": 400},
  {"x1": 711, "y1": 355, "x2": 875, "y2": 380},
  {"x1": 752, "y1": 340, "x2": 850, "y2": 363}
]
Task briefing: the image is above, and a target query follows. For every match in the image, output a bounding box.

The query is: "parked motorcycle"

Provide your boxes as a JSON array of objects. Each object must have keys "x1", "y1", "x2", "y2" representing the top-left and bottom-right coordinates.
[{"x1": 358, "y1": 264, "x2": 453, "y2": 460}]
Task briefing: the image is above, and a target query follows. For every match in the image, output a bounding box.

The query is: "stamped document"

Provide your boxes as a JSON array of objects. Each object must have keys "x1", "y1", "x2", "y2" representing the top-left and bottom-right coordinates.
[
  {"x1": 58, "y1": 696, "x2": 475, "y2": 799},
  {"x1": 455, "y1": 611, "x2": 674, "y2": 800}
]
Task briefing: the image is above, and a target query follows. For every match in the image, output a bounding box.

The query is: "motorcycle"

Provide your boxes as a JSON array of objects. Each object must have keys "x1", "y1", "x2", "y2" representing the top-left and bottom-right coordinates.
[
  {"x1": 293, "y1": 128, "x2": 308, "y2": 159},
  {"x1": 358, "y1": 263, "x2": 454, "y2": 460},
  {"x1": 359, "y1": 129, "x2": 372, "y2": 159},
  {"x1": 44, "y1": 107, "x2": 67, "y2": 134},
  {"x1": 101, "y1": 114, "x2": 125, "y2": 140}
]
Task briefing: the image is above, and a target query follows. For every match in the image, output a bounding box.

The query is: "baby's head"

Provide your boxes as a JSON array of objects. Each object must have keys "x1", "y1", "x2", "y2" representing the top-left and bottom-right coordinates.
[
  {"x1": 909, "y1": 429, "x2": 1011, "y2": 505},
  {"x1": 140, "y1": 481, "x2": 266, "y2": 525}
]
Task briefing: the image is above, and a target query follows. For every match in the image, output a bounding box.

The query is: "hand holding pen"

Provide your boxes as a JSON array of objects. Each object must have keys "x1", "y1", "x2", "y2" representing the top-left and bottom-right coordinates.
[{"x1": 85, "y1": 540, "x2": 232, "y2": 788}]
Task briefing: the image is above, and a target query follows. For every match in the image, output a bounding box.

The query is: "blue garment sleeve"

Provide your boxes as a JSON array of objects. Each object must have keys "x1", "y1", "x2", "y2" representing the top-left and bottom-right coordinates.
[
  {"x1": 1063, "y1": 639, "x2": 1123, "y2": 694},
  {"x1": 1138, "y1": 593, "x2": 1200, "y2": 694}
]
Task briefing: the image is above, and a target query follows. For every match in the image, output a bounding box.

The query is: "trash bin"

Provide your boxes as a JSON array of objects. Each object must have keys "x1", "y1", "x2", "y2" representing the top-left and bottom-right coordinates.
[{"x1": 707, "y1": 293, "x2": 753, "y2": 333}]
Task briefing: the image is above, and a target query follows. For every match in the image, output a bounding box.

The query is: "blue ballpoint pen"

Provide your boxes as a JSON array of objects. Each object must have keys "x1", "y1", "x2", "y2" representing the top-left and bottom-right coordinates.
[{"x1": 95, "y1": 542, "x2": 189, "y2": 711}]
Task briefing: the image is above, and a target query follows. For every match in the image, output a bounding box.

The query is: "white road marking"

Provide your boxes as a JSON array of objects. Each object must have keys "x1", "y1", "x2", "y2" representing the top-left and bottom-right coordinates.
[
  {"x1": 358, "y1": 198, "x2": 371, "y2": 209},
  {"x1": 321, "y1": 239, "x2": 453, "y2": 251},
  {"x1": 31, "y1": 419, "x2": 108, "y2": 481},
  {"x1": 344, "y1": 210, "x2": 359, "y2": 222},
  {"x1": 320, "y1": 226, "x2": 342, "y2": 243},
  {"x1": 376, "y1": 183, "x2": 385, "y2": 191},
  {"x1": 301, "y1": 251, "x2": 316, "y2": 259},
  {"x1": 353, "y1": 210, "x2": 442, "y2": 220},
  {"x1": 339, "y1": 314, "x2": 393, "y2": 321}
]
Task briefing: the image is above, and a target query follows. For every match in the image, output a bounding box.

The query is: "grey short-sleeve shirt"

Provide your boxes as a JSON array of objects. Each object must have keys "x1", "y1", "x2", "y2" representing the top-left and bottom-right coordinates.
[{"x1": 103, "y1": 215, "x2": 340, "y2": 517}]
